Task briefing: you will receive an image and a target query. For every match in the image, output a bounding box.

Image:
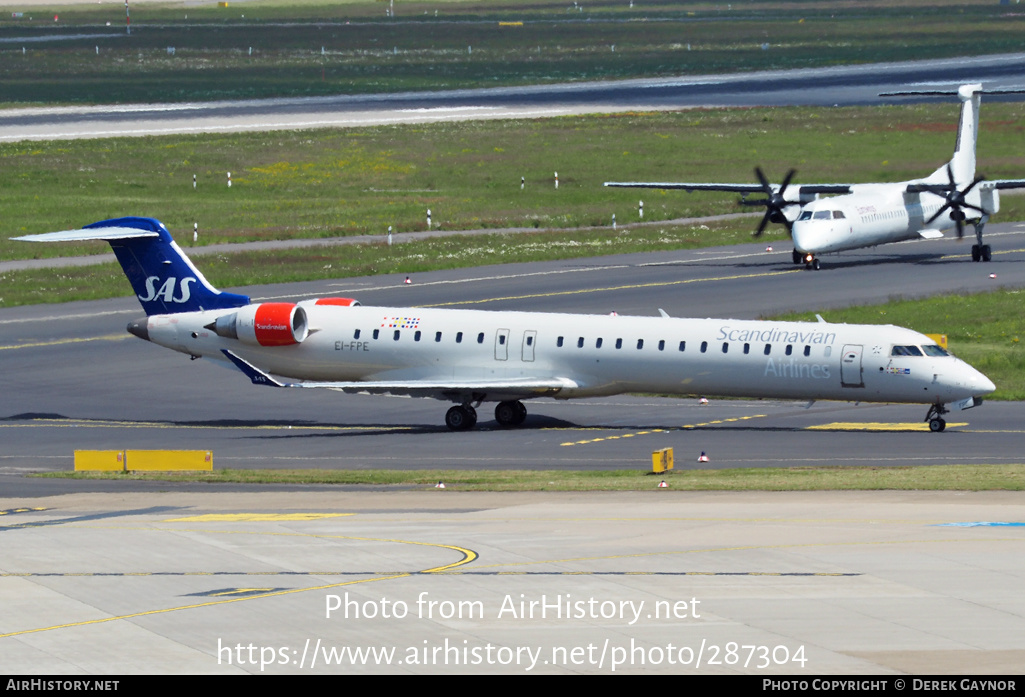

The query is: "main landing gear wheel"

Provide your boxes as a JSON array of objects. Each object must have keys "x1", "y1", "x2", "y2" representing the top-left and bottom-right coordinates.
[
  {"x1": 925, "y1": 404, "x2": 948, "y2": 433},
  {"x1": 792, "y1": 249, "x2": 803, "y2": 265},
  {"x1": 494, "y1": 400, "x2": 528, "y2": 427},
  {"x1": 971, "y1": 244, "x2": 992, "y2": 262},
  {"x1": 445, "y1": 405, "x2": 477, "y2": 431}
]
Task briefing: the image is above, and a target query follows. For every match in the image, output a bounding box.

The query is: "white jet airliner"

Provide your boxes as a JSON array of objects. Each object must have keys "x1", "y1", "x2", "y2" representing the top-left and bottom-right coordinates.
[
  {"x1": 606, "y1": 84, "x2": 1025, "y2": 269},
  {"x1": 17, "y1": 218, "x2": 995, "y2": 430}
]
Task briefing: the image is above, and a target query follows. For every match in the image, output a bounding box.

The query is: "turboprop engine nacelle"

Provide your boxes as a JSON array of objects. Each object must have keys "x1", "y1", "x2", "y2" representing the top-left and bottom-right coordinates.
[{"x1": 209, "y1": 302, "x2": 309, "y2": 347}]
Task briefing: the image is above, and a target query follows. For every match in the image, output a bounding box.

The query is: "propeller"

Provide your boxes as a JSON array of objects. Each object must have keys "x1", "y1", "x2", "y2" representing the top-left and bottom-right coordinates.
[
  {"x1": 739, "y1": 167, "x2": 797, "y2": 236},
  {"x1": 917, "y1": 165, "x2": 987, "y2": 239}
]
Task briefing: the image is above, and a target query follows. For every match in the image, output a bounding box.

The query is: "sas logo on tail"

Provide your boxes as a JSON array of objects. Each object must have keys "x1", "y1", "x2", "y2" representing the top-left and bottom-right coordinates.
[{"x1": 138, "y1": 276, "x2": 197, "y2": 304}]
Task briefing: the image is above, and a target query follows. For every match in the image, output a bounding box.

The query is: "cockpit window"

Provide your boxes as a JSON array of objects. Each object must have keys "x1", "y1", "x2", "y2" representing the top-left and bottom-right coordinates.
[
  {"x1": 922, "y1": 345, "x2": 949, "y2": 357},
  {"x1": 832, "y1": 211, "x2": 846, "y2": 219},
  {"x1": 798, "y1": 211, "x2": 813, "y2": 221},
  {"x1": 891, "y1": 345, "x2": 924, "y2": 357},
  {"x1": 813, "y1": 210, "x2": 831, "y2": 220}
]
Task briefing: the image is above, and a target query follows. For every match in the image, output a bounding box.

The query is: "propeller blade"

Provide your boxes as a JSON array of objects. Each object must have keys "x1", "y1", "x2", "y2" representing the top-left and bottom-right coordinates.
[
  {"x1": 754, "y1": 210, "x2": 772, "y2": 237},
  {"x1": 778, "y1": 169, "x2": 797, "y2": 196}
]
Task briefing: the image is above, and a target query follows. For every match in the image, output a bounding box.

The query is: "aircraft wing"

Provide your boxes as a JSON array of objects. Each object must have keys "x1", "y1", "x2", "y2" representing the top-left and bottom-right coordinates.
[
  {"x1": 984, "y1": 179, "x2": 1025, "y2": 190},
  {"x1": 603, "y1": 181, "x2": 853, "y2": 195},
  {"x1": 221, "y1": 350, "x2": 576, "y2": 400}
]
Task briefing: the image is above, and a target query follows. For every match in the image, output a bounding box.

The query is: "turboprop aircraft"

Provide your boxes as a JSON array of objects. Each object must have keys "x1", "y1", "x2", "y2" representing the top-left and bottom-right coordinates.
[
  {"x1": 605, "y1": 84, "x2": 1025, "y2": 270},
  {"x1": 16, "y1": 217, "x2": 995, "y2": 431}
]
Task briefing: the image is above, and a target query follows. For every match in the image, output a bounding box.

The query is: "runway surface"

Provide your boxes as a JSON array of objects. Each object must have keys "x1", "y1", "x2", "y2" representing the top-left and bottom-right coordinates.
[
  {"x1": 3, "y1": 228, "x2": 1025, "y2": 484},
  {"x1": 2, "y1": 489, "x2": 1023, "y2": 674},
  {"x1": 4, "y1": 52, "x2": 1025, "y2": 141}
]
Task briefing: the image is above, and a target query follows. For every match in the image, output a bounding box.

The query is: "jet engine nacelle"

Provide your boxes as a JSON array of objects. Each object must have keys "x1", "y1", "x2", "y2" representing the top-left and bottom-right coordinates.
[
  {"x1": 311, "y1": 297, "x2": 360, "y2": 307},
  {"x1": 210, "y1": 303, "x2": 309, "y2": 347}
]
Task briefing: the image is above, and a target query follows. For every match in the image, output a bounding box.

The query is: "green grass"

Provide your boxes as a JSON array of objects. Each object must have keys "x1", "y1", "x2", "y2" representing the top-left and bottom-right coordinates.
[
  {"x1": 2, "y1": 0, "x2": 1023, "y2": 104},
  {"x1": 37, "y1": 464, "x2": 1025, "y2": 490},
  {"x1": 6, "y1": 102, "x2": 1025, "y2": 263},
  {"x1": 774, "y1": 290, "x2": 1025, "y2": 400}
]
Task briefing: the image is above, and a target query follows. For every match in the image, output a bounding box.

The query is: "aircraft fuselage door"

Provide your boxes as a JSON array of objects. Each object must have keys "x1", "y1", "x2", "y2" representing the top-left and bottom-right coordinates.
[
  {"x1": 495, "y1": 329, "x2": 510, "y2": 361},
  {"x1": 841, "y1": 344, "x2": 864, "y2": 388},
  {"x1": 521, "y1": 330, "x2": 536, "y2": 362}
]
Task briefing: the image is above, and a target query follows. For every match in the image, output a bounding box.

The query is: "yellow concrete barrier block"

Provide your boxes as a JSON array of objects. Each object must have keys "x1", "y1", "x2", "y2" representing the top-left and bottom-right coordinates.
[
  {"x1": 125, "y1": 450, "x2": 213, "y2": 472},
  {"x1": 74, "y1": 450, "x2": 125, "y2": 472}
]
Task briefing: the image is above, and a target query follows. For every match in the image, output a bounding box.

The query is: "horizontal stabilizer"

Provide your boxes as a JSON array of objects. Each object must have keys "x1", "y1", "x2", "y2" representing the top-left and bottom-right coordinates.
[{"x1": 13, "y1": 227, "x2": 160, "y2": 243}]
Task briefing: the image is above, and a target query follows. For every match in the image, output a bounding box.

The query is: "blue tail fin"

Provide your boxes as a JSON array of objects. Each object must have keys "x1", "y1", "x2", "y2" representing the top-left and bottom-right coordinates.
[{"x1": 16, "y1": 217, "x2": 250, "y2": 316}]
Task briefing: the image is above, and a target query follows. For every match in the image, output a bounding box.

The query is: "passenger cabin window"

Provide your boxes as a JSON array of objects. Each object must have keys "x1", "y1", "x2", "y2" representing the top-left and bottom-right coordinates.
[
  {"x1": 803, "y1": 345, "x2": 811, "y2": 357},
  {"x1": 700, "y1": 341, "x2": 708, "y2": 353},
  {"x1": 764, "y1": 344, "x2": 771, "y2": 355},
  {"x1": 477, "y1": 332, "x2": 485, "y2": 344},
  {"x1": 557, "y1": 336, "x2": 564, "y2": 348},
  {"x1": 498, "y1": 334, "x2": 505, "y2": 345},
  {"x1": 577, "y1": 337, "x2": 585, "y2": 348},
  {"x1": 721, "y1": 342, "x2": 728, "y2": 354},
  {"x1": 785, "y1": 345, "x2": 793, "y2": 356},
  {"x1": 616, "y1": 338, "x2": 623, "y2": 349},
  {"x1": 435, "y1": 332, "x2": 442, "y2": 342},
  {"x1": 658, "y1": 340, "x2": 665, "y2": 351},
  {"x1": 636, "y1": 339, "x2": 644, "y2": 350},
  {"x1": 393, "y1": 330, "x2": 400, "y2": 341},
  {"x1": 415, "y1": 331, "x2": 422, "y2": 342},
  {"x1": 456, "y1": 332, "x2": 463, "y2": 343},
  {"x1": 743, "y1": 343, "x2": 750, "y2": 355},
  {"x1": 354, "y1": 329, "x2": 361, "y2": 339},
  {"x1": 596, "y1": 338, "x2": 603, "y2": 349},
  {"x1": 678, "y1": 341, "x2": 686, "y2": 352},
  {"x1": 373, "y1": 329, "x2": 380, "y2": 340}
]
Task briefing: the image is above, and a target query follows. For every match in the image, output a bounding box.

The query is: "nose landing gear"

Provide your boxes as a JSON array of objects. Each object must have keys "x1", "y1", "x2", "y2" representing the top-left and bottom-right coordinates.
[{"x1": 925, "y1": 403, "x2": 948, "y2": 432}]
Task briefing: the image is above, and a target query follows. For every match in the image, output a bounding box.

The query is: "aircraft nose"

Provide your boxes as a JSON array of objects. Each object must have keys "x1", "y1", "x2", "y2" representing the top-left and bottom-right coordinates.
[{"x1": 974, "y1": 371, "x2": 996, "y2": 396}]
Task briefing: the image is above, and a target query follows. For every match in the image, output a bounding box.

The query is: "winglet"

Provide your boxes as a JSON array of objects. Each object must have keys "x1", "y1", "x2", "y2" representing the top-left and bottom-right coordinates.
[{"x1": 221, "y1": 349, "x2": 288, "y2": 388}]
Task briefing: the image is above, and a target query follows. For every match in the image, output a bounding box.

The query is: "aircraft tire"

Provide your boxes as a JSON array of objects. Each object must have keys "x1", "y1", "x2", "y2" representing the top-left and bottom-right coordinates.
[
  {"x1": 811, "y1": 258, "x2": 821, "y2": 271},
  {"x1": 981, "y1": 245, "x2": 992, "y2": 262},
  {"x1": 495, "y1": 401, "x2": 521, "y2": 427},
  {"x1": 929, "y1": 418, "x2": 946, "y2": 432},
  {"x1": 971, "y1": 245, "x2": 981, "y2": 262},
  {"x1": 446, "y1": 405, "x2": 477, "y2": 431},
  {"x1": 792, "y1": 250, "x2": 803, "y2": 265}
]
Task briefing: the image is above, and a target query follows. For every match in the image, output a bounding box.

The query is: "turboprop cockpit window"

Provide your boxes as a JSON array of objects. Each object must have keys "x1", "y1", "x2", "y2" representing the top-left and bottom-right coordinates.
[
  {"x1": 798, "y1": 211, "x2": 813, "y2": 221},
  {"x1": 922, "y1": 345, "x2": 949, "y2": 357},
  {"x1": 832, "y1": 211, "x2": 846, "y2": 219},
  {"x1": 813, "y1": 211, "x2": 831, "y2": 220},
  {"x1": 890, "y1": 345, "x2": 924, "y2": 357}
]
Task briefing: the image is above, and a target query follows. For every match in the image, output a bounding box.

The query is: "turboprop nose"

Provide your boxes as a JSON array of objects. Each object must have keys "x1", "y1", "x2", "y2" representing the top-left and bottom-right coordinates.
[{"x1": 127, "y1": 317, "x2": 150, "y2": 341}]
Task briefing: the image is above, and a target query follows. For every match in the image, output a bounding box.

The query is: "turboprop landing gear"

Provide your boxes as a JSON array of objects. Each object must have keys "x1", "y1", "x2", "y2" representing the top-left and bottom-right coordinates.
[
  {"x1": 970, "y1": 217, "x2": 992, "y2": 262},
  {"x1": 445, "y1": 404, "x2": 478, "y2": 431},
  {"x1": 925, "y1": 403, "x2": 948, "y2": 432},
  {"x1": 494, "y1": 400, "x2": 528, "y2": 427}
]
